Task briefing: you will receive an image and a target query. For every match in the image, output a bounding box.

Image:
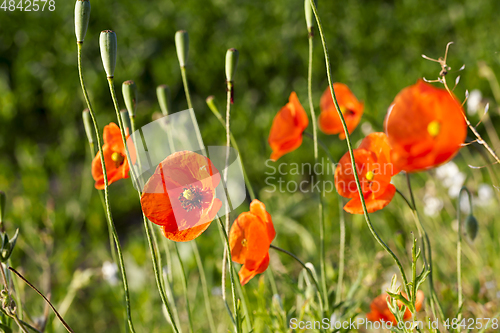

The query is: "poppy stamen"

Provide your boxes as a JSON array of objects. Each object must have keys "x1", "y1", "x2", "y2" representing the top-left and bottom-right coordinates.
[
  {"x1": 111, "y1": 152, "x2": 125, "y2": 166},
  {"x1": 366, "y1": 170, "x2": 374, "y2": 182},
  {"x1": 427, "y1": 120, "x2": 441, "y2": 137},
  {"x1": 178, "y1": 185, "x2": 203, "y2": 212},
  {"x1": 241, "y1": 239, "x2": 247, "y2": 247}
]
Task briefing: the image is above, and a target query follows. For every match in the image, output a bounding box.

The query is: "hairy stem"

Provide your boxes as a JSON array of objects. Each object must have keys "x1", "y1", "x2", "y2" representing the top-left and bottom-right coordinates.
[
  {"x1": 308, "y1": 0, "x2": 410, "y2": 297},
  {"x1": 77, "y1": 43, "x2": 136, "y2": 333}
]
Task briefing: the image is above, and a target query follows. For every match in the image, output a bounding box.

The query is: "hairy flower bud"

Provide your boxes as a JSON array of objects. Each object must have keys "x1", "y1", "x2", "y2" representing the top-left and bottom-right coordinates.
[
  {"x1": 122, "y1": 80, "x2": 137, "y2": 117},
  {"x1": 175, "y1": 30, "x2": 189, "y2": 67},
  {"x1": 465, "y1": 215, "x2": 478, "y2": 241},
  {"x1": 304, "y1": 0, "x2": 315, "y2": 31},
  {"x1": 156, "y1": 85, "x2": 172, "y2": 116},
  {"x1": 99, "y1": 30, "x2": 117, "y2": 78},
  {"x1": 75, "y1": 0, "x2": 91, "y2": 43},
  {"x1": 225, "y1": 48, "x2": 239, "y2": 83}
]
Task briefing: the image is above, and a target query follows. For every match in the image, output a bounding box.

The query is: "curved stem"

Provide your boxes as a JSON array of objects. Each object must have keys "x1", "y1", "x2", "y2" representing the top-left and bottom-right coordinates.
[
  {"x1": 308, "y1": 0, "x2": 410, "y2": 297},
  {"x1": 105, "y1": 77, "x2": 180, "y2": 333},
  {"x1": 77, "y1": 43, "x2": 136, "y2": 333},
  {"x1": 457, "y1": 186, "x2": 472, "y2": 323},
  {"x1": 306, "y1": 29, "x2": 328, "y2": 313},
  {"x1": 405, "y1": 173, "x2": 445, "y2": 323},
  {"x1": 217, "y1": 217, "x2": 241, "y2": 333},
  {"x1": 206, "y1": 98, "x2": 256, "y2": 200},
  {"x1": 335, "y1": 196, "x2": 345, "y2": 305},
  {"x1": 269, "y1": 244, "x2": 324, "y2": 311},
  {"x1": 222, "y1": 83, "x2": 232, "y2": 314},
  {"x1": 191, "y1": 242, "x2": 216, "y2": 333},
  {"x1": 174, "y1": 244, "x2": 194, "y2": 333}
]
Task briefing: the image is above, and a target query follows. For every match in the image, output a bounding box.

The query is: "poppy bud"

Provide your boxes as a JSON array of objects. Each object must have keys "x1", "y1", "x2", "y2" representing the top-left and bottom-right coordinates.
[
  {"x1": 464, "y1": 215, "x2": 478, "y2": 240},
  {"x1": 122, "y1": 80, "x2": 137, "y2": 117},
  {"x1": 175, "y1": 30, "x2": 189, "y2": 68},
  {"x1": 225, "y1": 48, "x2": 239, "y2": 83},
  {"x1": 0, "y1": 191, "x2": 5, "y2": 223},
  {"x1": 120, "y1": 109, "x2": 131, "y2": 133},
  {"x1": 99, "y1": 30, "x2": 117, "y2": 78},
  {"x1": 75, "y1": 0, "x2": 91, "y2": 43},
  {"x1": 304, "y1": 0, "x2": 315, "y2": 32},
  {"x1": 156, "y1": 84, "x2": 172, "y2": 116},
  {"x1": 82, "y1": 109, "x2": 94, "y2": 144}
]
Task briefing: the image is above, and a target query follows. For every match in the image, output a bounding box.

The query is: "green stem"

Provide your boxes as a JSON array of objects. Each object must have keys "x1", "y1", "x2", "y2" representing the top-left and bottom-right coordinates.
[
  {"x1": 0, "y1": 264, "x2": 29, "y2": 333},
  {"x1": 405, "y1": 173, "x2": 445, "y2": 323},
  {"x1": 191, "y1": 243, "x2": 216, "y2": 333},
  {"x1": 308, "y1": 1, "x2": 410, "y2": 297},
  {"x1": 269, "y1": 244, "x2": 324, "y2": 312},
  {"x1": 174, "y1": 245, "x2": 194, "y2": 333},
  {"x1": 206, "y1": 98, "x2": 256, "y2": 200},
  {"x1": 306, "y1": 30, "x2": 328, "y2": 313},
  {"x1": 222, "y1": 83, "x2": 232, "y2": 314},
  {"x1": 180, "y1": 61, "x2": 234, "y2": 332},
  {"x1": 335, "y1": 196, "x2": 345, "y2": 305},
  {"x1": 77, "y1": 43, "x2": 136, "y2": 333},
  {"x1": 159, "y1": 237, "x2": 183, "y2": 330},
  {"x1": 105, "y1": 76, "x2": 180, "y2": 333},
  {"x1": 180, "y1": 66, "x2": 204, "y2": 153},
  {"x1": 87, "y1": 141, "x2": 119, "y2": 268},
  {"x1": 217, "y1": 217, "x2": 241, "y2": 333},
  {"x1": 457, "y1": 187, "x2": 472, "y2": 323}
]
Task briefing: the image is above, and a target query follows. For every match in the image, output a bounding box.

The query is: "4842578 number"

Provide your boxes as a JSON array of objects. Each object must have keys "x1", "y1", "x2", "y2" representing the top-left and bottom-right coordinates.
[{"x1": 1, "y1": 0, "x2": 55, "y2": 11}]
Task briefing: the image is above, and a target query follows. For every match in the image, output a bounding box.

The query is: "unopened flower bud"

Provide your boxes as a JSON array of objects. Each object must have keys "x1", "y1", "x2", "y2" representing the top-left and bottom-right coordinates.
[
  {"x1": 304, "y1": 0, "x2": 315, "y2": 32},
  {"x1": 225, "y1": 48, "x2": 239, "y2": 83},
  {"x1": 75, "y1": 0, "x2": 91, "y2": 43},
  {"x1": 99, "y1": 30, "x2": 117, "y2": 78},
  {"x1": 122, "y1": 80, "x2": 137, "y2": 117},
  {"x1": 0, "y1": 229, "x2": 18, "y2": 262},
  {"x1": 0, "y1": 191, "x2": 5, "y2": 223},
  {"x1": 175, "y1": 30, "x2": 189, "y2": 67},
  {"x1": 465, "y1": 215, "x2": 478, "y2": 240},
  {"x1": 82, "y1": 109, "x2": 93, "y2": 144},
  {"x1": 156, "y1": 85, "x2": 172, "y2": 116}
]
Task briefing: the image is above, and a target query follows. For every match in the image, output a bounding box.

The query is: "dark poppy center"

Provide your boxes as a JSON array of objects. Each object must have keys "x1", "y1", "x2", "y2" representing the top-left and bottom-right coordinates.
[
  {"x1": 111, "y1": 152, "x2": 125, "y2": 167},
  {"x1": 178, "y1": 185, "x2": 203, "y2": 211}
]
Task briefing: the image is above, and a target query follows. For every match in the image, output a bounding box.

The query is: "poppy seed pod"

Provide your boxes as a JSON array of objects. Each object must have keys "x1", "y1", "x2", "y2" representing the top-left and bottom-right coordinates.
[
  {"x1": 99, "y1": 30, "x2": 117, "y2": 78},
  {"x1": 0, "y1": 191, "x2": 6, "y2": 223},
  {"x1": 175, "y1": 30, "x2": 189, "y2": 67},
  {"x1": 465, "y1": 215, "x2": 478, "y2": 241},
  {"x1": 82, "y1": 109, "x2": 94, "y2": 144},
  {"x1": 225, "y1": 48, "x2": 239, "y2": 83},
  {"x1": 156, "y1": 85, "x2": 172, "y2": 116},
  {"x1": 75, "y1": 0, "x2": 91, "y2": 43},
  {"x1": 122, "y1": 80, "x2": 137, "y2": 117}
]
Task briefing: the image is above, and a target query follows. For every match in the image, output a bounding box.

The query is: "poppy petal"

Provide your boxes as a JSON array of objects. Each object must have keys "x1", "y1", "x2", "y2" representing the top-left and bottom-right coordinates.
[{"x1": 344, "y1": 184, "x2": 396, "y2": 214}]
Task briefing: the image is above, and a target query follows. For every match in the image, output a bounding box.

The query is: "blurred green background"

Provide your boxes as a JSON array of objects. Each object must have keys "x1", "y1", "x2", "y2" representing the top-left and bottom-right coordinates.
[{"x1": 1, "y1": 0, "x2": 500, "y2": 331}]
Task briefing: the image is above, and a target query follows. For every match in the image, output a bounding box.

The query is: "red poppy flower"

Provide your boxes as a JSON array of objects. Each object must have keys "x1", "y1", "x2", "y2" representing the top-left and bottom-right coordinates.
[
  {"x1": 140, "y1": 151, "x2": 222, "y2": 242},
  {"x1": 335, "y1": 132, "x2": 397, "y2": 214},
  {"x1": 385, "y1": 80, "x2": 467, "y2": 172},
  {"x1": 367, "y1": 290, "x2": 424, "y2": 324},
  {"x1": 268, "y1": 92, "x2": 309, "y2": 161},
  {"x1": 92, "y1": 122, "x2": 135, "y2": 190},
  {"x1": 229, "y1": 199, "x2": 275, "y2": 285},
  {"x1": 319, "y1": 83, "x2": 364, "y2": 140}
]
